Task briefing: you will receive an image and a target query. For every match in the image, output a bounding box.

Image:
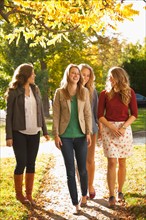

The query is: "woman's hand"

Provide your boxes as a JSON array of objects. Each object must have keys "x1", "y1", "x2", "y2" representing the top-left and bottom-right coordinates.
[
  {"x1": 6, "y1": 139, "x2": 13, "y2": 147},
  {"x1": 118, "y1": 127, "x2": 126, "y2": 136},
  {"x1": 44, "y1": 135, "x2": 50, "y2": 141},
  {"x1": 109, "y1": 124, "x2": 122, "y2": 137},
  {"x1": 86, "y1": 134, "x2": 91, "y2": 147},
  {"x1": 54, "y1": 135, "x2": 62, "y2": 150}
]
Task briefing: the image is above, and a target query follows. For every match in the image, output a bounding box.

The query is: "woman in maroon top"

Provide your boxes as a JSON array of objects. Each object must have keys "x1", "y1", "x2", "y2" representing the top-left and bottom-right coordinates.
[{"x1": 98, "y1": 66, "x2": 138, "y2": 207}]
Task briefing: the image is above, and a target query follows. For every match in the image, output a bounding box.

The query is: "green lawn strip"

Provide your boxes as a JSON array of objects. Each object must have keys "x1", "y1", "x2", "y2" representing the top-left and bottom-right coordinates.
[
  {"x1": 124, "y1": 145, "x2": 145, "y2": 219},
  {"x1": 131, "y1": 108, "x2": 146, "y2": 132},
  {"x1": 0, "y1": 154, "x2": 53, "y2": 220}
]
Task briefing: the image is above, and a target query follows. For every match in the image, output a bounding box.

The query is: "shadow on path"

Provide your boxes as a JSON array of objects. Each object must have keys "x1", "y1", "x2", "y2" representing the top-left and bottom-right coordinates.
[{"x1": 28, "y1": 142, "x2": 136, "y2": 220}]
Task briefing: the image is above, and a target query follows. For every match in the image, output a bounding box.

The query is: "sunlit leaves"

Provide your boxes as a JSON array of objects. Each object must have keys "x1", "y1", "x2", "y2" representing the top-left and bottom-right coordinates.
[{"x1": 0, "y1": 0, "x2": 140, "y2": 47}]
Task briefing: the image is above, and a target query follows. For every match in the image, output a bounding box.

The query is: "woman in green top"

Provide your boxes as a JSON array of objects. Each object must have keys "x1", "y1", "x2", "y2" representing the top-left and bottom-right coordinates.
[{"x1": 52, "y1": 64, "x2": 92, "y2": 214}]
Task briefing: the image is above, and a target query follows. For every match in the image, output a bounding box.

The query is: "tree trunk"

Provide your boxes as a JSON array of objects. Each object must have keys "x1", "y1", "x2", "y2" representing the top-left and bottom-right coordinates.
[{"x1": 40, "y1": 60, "x2": 49, "y2": 118}]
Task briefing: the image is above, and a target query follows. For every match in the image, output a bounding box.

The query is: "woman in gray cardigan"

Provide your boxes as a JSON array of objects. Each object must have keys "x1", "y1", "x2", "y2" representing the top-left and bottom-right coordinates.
[
  {"x1": 53, "y1": 64, "x2": 92, "y2": 214},
  {"x1": 78, "y1": 63, "x2": 100, "y2": 200},
  {"x1": 5, "y1": 63, "x2": 50, "y2": 205}
]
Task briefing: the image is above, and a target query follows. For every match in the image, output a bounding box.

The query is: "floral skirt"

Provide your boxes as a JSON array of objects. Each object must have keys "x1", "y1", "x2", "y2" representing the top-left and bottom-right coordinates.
[{"x1": 102, "y1": 122, "x2": 133, "y2": 158}]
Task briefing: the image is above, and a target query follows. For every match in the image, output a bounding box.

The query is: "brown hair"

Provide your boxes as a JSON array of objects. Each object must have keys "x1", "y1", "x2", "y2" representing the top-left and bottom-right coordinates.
[
  {"x1": 9, "y1": 63, "x2": 34, "y2": 89},
  {"x1": 106, "y1": 66, "x2": 131, "y2": 106}
]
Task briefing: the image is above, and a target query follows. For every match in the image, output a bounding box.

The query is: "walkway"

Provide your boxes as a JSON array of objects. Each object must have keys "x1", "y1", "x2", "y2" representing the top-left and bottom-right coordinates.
[
  {"x1": 28, "y1": 141, "x2": 137, "y2": 220},
  {"x1": 1, "y1": 137, "x2": 145, "y2": 219}
]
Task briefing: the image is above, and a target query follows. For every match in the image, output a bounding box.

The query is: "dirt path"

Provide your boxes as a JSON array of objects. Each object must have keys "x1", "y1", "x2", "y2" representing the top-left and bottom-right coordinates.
[{"x1": 29, "y1": 142, "x2": 135, "y2": 220}]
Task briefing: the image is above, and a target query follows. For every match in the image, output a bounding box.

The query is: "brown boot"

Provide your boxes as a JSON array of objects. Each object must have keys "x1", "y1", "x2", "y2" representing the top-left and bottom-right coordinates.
[
  {"x1": 25, "y1": 173, "x2": 36, "y2": 205},
  {"x1": 14, "y1": 174, "x2": 29, "y2": 204}
]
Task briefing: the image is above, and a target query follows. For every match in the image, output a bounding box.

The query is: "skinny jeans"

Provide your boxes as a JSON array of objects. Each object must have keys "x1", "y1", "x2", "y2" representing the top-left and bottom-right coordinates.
[
  {"x1": 12, "y1": 131, "x2": 40, "y2": 175},
  {"x1": 61, "y1": 137, "x2": 88, "y2": 205}
]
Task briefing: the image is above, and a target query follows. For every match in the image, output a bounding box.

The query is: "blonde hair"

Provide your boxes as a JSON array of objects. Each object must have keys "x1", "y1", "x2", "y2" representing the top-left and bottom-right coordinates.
[
  {"x1": 78, "y1": 63, "x2": 95, "y2": 101},
  {"x1": 105, "y1": 66, "x2": 131, "y2": 106},
  {"x1": 60, "y1": 64, "x2": 85, "y2": 100}
]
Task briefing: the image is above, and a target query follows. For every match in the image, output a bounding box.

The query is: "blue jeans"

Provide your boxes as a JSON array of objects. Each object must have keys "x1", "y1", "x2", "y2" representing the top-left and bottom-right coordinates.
[{"x1": 61, "y1": 137, "x2": 88, "y2": 205}]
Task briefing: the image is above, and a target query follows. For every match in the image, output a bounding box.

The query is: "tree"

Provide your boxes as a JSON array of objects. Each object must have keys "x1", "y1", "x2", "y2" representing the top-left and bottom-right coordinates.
[
  {"x1": 122, "y1": 40, "x2": 146, "y2": 96},
  {"x1": 123, "y1": 59, "x2": 146, "y2": 96},
  {"x1": 0, "y1": 0, "x2": 139, "y2": 46}
]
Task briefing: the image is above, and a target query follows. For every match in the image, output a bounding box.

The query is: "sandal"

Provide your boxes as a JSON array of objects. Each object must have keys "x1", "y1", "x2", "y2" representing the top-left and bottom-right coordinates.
[
  {"x1": 80, "y1": 202, "x2": 87, "y2": 207},
  {"x1": 118, "y1": 192, "x2": 125, "y2": 202},
  {"x1": 74, "y1": 204, "x2": 82, "y2": 215},
  {"x1": 108, "y1": 196, "x2": 116, "y2": 207},
  {"x1": 80, "y1": 196, "x2": 87, "y2": 207}
]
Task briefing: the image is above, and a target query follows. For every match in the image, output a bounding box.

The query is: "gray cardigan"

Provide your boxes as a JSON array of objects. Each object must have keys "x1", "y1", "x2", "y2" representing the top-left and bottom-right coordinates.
[
  {"x1": 91, "y1": 89, "x2": 98, "y2": 134},
  {"x1": 6, "y1": 84, "x2": 48, "y2": 140}
]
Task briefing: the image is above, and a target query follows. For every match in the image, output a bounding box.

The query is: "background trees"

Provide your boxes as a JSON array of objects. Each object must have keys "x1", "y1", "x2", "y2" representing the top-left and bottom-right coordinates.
[
  {"x1": 0, "y1": 0, "x2": 139, "y2": 46},
  {"x1": 0, "y1": 1, "x2": 145, "y2": 116}
]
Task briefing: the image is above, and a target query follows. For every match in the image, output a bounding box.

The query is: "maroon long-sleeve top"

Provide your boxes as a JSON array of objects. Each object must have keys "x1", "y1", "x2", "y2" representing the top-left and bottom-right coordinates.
[{"x1": 98, "y1": 88, "x2": 138, "y2": 121}]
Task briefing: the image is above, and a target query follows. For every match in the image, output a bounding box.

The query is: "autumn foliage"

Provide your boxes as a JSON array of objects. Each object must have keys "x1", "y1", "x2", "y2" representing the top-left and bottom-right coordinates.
[{"x1": 0, "y1": 0, "x2": 139, "y2": 47}]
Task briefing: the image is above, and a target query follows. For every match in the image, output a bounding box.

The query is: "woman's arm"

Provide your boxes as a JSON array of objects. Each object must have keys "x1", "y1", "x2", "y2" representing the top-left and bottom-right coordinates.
[{"x1": 5, "y1": 90, "x2": 15, "y2": 140}]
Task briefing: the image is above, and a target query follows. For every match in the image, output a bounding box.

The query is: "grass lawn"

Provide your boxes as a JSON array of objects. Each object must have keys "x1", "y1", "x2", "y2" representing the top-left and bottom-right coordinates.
[
  {"x1": 131, "y1": 108, "x2": 146, "y2": 132},
  {"x1": 0, "y1": 154, "x2": 54, "y2": 220},
  {"x1": 124, "y1": 145, "x2": 146, "y2": 219}
]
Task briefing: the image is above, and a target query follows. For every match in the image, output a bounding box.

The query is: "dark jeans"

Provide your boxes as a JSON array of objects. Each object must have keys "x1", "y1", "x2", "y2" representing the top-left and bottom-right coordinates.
[
  {"x1": 12, "y1": 131, "x2": 40, "y2": 175},
  {"x1": 61, "y1": 137, "x2": 88, "y2": 205}
]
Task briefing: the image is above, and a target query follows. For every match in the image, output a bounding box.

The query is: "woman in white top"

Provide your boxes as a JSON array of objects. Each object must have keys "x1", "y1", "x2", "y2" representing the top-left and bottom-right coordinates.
[{"x1": 5, "y1": 63, "x2": 50, "y2": 205}]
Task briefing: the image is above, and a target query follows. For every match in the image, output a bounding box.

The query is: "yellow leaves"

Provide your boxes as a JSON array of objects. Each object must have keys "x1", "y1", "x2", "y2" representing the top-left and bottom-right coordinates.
[
  {"x1": 115, "y1": 3, "x2": 139, "y2": 22},
  {"x1": 2, "y1": 0, "x2": 141, "y2": 47},
  {"x1": 5, "y1": 27, "x2": 24, "y2": 45},
  {"x1": 46, "y1": 34, "x2": 62, "y2": 46}
]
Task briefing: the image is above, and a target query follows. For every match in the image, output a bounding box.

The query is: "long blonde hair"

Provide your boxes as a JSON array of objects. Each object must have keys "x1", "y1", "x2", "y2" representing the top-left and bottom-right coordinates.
[
  {"x1": 60, "y1": 64, "x2": 85, "y2": 100},
  {"x1": 78, "y1": 63, "x2": 95, "y2": 101},
  {"x1": 105, "y1": 66, "x2": 131, "y2": 106}
]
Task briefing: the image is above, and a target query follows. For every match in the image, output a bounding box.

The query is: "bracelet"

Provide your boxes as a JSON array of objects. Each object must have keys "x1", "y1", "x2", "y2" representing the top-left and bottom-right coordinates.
[{"x1": 122, "y1": 125, "x2": 127, "y2": 129}]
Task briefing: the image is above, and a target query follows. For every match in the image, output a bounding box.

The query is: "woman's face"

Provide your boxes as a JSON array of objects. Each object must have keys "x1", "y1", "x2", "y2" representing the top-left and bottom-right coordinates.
[
  {"x1": 109, "y1": 74, "x2": 116, "y2": 87},
  {"x1": 81, "y1": 68, "x2": 90, "y2": 86},
  {"x1": 27, "y1": 70, "x2": 36, "y2": 85},
  {"x1": 68, "y1": 67, "x2": 80, "y2": 84}
]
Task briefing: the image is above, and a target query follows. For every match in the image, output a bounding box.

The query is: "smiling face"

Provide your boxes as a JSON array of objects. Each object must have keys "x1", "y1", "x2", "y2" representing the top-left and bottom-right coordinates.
[
  {"x1": 81, "y1": 67, "x2": 90, "y2": 86},
  {"x1": 68, "y1": 67, "x2": 80, "y2": 85}
]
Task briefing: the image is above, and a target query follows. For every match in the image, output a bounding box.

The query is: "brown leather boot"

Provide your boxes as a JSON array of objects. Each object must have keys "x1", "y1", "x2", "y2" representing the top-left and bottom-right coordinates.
[
  {"x1": 14, "y1": 174, "x2": 29, "y2": 204},
  {"x1": 25, "y1": 173, "x2": 36, "y2": 205}
]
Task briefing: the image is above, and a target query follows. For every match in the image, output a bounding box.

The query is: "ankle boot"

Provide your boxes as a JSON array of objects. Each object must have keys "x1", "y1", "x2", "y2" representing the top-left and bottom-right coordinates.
[
  {"x1": 14, "y1": 174, "x2": 29, "y2": 204},
  {"x1": 25, "y1": 173, "x2": 36, "y2": 205}
]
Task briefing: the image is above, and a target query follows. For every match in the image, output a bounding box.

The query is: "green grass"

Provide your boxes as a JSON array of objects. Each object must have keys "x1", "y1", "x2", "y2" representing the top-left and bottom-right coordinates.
[
  {"x1": 0, "y1": 154, "x2": 53, "y2": 220},
  {"x1": 124, "y1": 145, "x2": 146, "y2": 219},
  {"x1": 131, "y1": 108, "x2": 146, "y2": 132}
]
